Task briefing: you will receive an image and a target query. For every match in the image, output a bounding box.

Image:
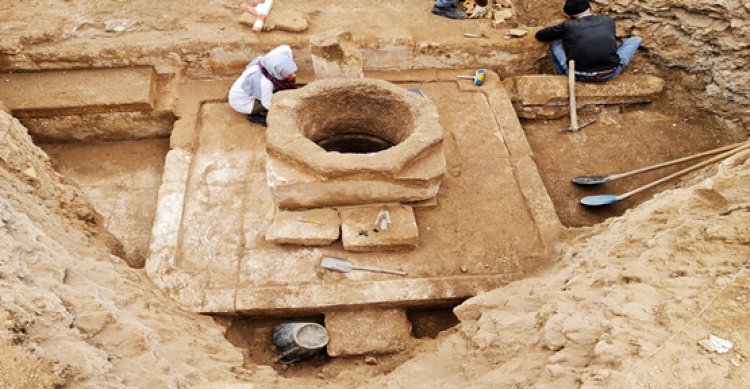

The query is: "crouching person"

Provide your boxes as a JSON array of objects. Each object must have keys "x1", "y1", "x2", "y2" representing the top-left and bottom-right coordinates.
[
  {"x1": 535, "y1": 0, "x2": 642, "y2": 82},
  {"x1": 228, "y1": 45, "x2": 298, "y2": 126}
]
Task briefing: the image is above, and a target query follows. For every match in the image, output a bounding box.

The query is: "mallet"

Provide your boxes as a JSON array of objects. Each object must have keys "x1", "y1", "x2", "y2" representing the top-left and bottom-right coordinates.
[{"x1": 457, "y1": 69, "x2": 486, "y2": 86}]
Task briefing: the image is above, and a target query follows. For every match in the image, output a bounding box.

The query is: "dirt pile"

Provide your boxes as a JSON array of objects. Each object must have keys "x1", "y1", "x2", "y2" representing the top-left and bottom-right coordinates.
[
  {"x1": 370, "y1": 152, "x2": 750, "y2": 387},
  {"x1": 594, "y1": 0, "x2": 750, "y2": 129},
  {"x1": 0, "y1": 111, "x2": 260, "y2": 387}
]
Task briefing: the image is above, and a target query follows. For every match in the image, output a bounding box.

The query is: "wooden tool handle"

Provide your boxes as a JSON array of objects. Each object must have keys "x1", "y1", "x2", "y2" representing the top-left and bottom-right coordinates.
[
  {"x1": 568, "y1": 60, "x2": 577, "y2": 128},
  {"x1": 618, "y1": 142, "x2": 750, "y2": 200},
  {"x1": 610, "y1": 140, "x2": 750, "y2": 181}
]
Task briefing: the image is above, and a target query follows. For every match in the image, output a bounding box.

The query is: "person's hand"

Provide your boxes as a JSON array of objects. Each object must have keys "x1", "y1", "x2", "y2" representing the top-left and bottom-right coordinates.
[{"x1": 468, "y1": 5, "x2": 487, "y2": 19}]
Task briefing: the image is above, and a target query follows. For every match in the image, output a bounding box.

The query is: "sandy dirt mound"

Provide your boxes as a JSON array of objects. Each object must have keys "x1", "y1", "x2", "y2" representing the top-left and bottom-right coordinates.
[
  {"x1": 0, "y1": 111, "x2": 259, "y2": 388},
  {"x1": 367, "y1": 151, "x2": 750, "y2": 387}
]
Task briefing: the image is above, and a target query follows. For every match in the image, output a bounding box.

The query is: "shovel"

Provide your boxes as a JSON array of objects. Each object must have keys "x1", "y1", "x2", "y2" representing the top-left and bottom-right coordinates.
[
  {"x1": 573, "y1": 141, "x2": 750, "y2": 185},
  {"x1": 581, "y1": 142, "x2": 750, "y2": 207},
  {"x1": 559, "y1": 60, "x2": 596, "y2": 132},
  {"x1": 321, "y1": 257, "x2": 407, "y2": 276}
]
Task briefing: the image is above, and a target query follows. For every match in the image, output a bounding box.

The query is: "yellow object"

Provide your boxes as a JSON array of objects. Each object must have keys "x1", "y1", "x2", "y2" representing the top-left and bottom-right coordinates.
[
  {"x1": 464, "y1": 0, "x2": 476, "y2": 14},
  {"x1": 298, "y1": 218, "x2": 324, "y2": 225},
  {"x1": 475, "y1": 69, "x2": 486, "y2": 84}
]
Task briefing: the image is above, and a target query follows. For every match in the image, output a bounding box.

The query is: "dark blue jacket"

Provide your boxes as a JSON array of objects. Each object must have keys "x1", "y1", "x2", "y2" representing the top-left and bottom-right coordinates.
[{"x1": 536, "y1": 15, "x2": 620, "y2": 72}]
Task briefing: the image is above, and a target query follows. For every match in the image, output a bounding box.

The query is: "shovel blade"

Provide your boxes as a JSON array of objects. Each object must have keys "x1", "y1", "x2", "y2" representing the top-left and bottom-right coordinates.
[
  {"x1": 581, "y1": 194, "x2": 620, "y2": 207},
  {"x1": 321, "y1": 257, "x2": 353, "y2": 273},
  {"x1": 572, "y1": 175, "x2": 611, "y2": 185}
]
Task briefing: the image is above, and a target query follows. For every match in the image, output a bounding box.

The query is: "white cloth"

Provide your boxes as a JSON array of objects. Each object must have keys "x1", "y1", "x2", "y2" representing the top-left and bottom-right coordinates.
[{"x1": 228, "y1": 45, "x2": 293, "y2": 114}]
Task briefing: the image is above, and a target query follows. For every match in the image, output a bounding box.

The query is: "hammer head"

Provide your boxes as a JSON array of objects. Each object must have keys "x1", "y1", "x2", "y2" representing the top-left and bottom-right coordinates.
[
  {"x1": 474, "y1": 69, "x2": 486, "y2": 86},
  {"x1": 557, "y1": 118, "x2": 597, "y2": 132}
]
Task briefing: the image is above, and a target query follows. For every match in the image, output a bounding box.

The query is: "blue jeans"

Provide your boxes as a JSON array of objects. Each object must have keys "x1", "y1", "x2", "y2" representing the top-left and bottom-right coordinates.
[
  {"x1": 550, "y1": 36, "x2": 643, "y2": 82},
  {"x1": 435, "y1": 0, "x2": 459, "y2": 7}
]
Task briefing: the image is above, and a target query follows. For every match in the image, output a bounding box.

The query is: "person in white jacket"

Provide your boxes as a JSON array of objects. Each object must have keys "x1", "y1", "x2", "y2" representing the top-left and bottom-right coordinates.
[{"x1": 228, "y1": 45, "x2": 298, "y2": 126}]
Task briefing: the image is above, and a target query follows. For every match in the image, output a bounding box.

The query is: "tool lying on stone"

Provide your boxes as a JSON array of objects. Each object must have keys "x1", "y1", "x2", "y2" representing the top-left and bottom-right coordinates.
[
  {"x1": 321, "y1": 257, "x2": 407, "y2": 276},
  {"x1": 559, "y1": 60, "x2": 596, "y2": 132},
  {"x1": 374, "y1": 209, "x2": 391, "y2": 231},
  {"x1": 581, "y1": 142, "x2": 750, "y2": 207},
  {"x1": 298, "y1": 218, "x2": 323, "y2": 225},
  {"x1": 240, "y1": 0, "x2": 274, "y2": 33},
  {"x1": 456, "y1": 69, "x2": 486, "y2": 86},
  {"x1": 407, "y1": 88, "x2": 425, "y2": 97},
  {"x1": 573, "y1": 141, "x2": 750, "y2": 185}
]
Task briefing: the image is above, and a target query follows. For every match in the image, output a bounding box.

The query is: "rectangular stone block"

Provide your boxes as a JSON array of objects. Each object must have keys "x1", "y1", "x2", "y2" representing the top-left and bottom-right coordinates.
[
  {"x1": 340, "y1": 204, "x2": 418, "y2": 252},
  {"x1": 505, "y1": 74, "x2": 665, "y2": 119},
  {"x1": 21, "y1": 111, "x2": 175, "y2": 142},
  {"x1": 310, "y1": 28, "x2": 364, "y2": 79},
  {"x1": 265, "y1": 208, "x2": 340, "y2": 246},
  {"x1": 235, "y1": 275, "x2": 512, "y2": 314},
  {"x1": 202, "y1": 288, "x2": 236, "y2": 313},
  {"x1": 239, "y1": 249, "x2": 321, "y2": 288},
  {"x1": 325, "y1": 308, "x2": 412, "y2": 356},
  {"x1": 180, "y1": 182, "x2": 244, "y2": 274},
  {"x1": 1, "y1": 67, "x2": 156, "y2": 117}
]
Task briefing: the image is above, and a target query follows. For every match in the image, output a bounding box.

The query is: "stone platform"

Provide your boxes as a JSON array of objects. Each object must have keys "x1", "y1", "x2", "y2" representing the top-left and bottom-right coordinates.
[{"x1": 145, "y1": 72, "x2": 561, "y2": 317}]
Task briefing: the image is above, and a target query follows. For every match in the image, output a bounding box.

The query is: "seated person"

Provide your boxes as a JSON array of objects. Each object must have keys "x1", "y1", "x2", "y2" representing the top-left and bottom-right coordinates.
[
  {"x1": 535, "y1": 0, "x2": 642, "y2": 82},
  {"x1": 432, "y1": 0, "x2": 488, "y2": 20},
  {"x1": 228, "y1": 45, "x2": 298, "y2": 126}
]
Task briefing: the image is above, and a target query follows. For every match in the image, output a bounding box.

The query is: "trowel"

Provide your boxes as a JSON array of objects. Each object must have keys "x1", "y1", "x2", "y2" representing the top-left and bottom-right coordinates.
[{"x1": 321, "y1": 257, "x2": 407, "y2": 276}]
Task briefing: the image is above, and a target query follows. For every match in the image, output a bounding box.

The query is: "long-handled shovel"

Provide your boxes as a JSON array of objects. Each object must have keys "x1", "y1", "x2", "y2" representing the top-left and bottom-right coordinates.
[
  {"x1": 581, "y1": 142, "x2": 750, "y2": 207},
  {"x1": 321, "y1": 257, "x2": 407, "y2": 276},
  {"x1": 559, "y1": 60, "x2": 596, "y2": 132},
  {"x1": 573, "y1": 141, "x2": 750, "y2": 185}
]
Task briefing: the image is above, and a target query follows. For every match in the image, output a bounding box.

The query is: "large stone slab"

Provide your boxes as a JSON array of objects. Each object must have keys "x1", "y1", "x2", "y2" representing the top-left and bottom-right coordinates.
[
  {"x1": 340, "y1": 204, "x2": 418, "y2": 251},
  {"x1": 265, "y1": 208, "x2": 341, "y2": 246},
  {"x1": 235, "y1": 275, "x2": 514, "y2": 313},
  {"x1": 0, "y1": 67, "x2": 156, "y2": 117},
  {"x1": 325, "y1": 308, "x2": 412, "y2": 356},
  {"x1": 505, "y1": 74, "x2": 665, "y2": 119},
  {"x1": 147, "y1": 79, "x2": 556, "y2": 316}
]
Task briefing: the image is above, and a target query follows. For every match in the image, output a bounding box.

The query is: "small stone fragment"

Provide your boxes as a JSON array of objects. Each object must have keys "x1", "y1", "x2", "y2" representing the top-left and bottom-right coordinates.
[
  {"x1": 709, "y1": 335, "x2": 733, "y2": 354},
  {"x1": 506, "y1": 28, "x2": 528, "y2": 38},
  {"x1": 364, "y1": 356, "x2": 378, "y2": 365},
  {"x1": 699, "y1": 338, "x2": 716, "y2": 353}
]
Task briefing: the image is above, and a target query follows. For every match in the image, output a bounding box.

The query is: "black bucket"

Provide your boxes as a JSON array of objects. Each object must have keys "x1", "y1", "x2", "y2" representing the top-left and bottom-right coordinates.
[{"x1": 272, "y1": 322, "x2": 329, "y2": 363}]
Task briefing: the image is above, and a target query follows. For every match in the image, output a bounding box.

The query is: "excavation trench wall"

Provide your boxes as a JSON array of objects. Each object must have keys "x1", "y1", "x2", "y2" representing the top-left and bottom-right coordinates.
[
  {"x1": 593, "y1": 0, "x2": 750, "y2": 128},
  {"x1": 2, "y1": 1, "x2": 750, "y2": 387},
  {"x1": 0, "y1": 110, "x2": 253, "y2": 387}
]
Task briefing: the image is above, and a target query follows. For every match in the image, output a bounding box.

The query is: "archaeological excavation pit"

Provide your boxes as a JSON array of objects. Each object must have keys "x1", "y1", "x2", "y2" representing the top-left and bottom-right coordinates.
[
  {"x1": 4, "y1": 0, "x2": 750, "y2": 386},
  {"x1": 12, "y1": 62, "x2": 742, "y2": 375},
  {"x1": 5, "y1": 65, "x2": 560, "y2": 364}
]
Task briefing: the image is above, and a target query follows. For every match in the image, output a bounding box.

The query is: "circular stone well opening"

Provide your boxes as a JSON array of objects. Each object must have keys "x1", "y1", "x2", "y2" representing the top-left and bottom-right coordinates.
[{"x1": 297, "y1": 84, "x2": 414, "y2": 154}]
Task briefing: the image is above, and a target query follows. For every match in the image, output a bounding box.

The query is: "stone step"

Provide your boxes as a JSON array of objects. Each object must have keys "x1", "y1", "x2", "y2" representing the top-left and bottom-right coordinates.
[
  {"x1": 340, "y1": 204, "x2": 419, "y2": 252},
  {"x1": 0, "y1": 67, "x2": 156, "y2": 118},
  {"x1": 265, "y1": 208, "x2": 341, "y2": 246},
  {"x1": 504, "y1": 74, "x2": 665, "y2": 119}
]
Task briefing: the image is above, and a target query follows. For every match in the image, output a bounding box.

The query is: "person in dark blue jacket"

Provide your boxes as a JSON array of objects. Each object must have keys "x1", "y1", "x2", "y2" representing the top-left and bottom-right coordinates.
[{"x1": 535, "y1": 0, "x2": 642, "y2": 82}]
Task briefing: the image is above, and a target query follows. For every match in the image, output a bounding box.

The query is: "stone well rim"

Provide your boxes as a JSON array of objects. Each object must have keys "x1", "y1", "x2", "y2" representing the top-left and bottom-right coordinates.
[{"x1": 266, "y1": 78, "x2": 443, "y2": 177}]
